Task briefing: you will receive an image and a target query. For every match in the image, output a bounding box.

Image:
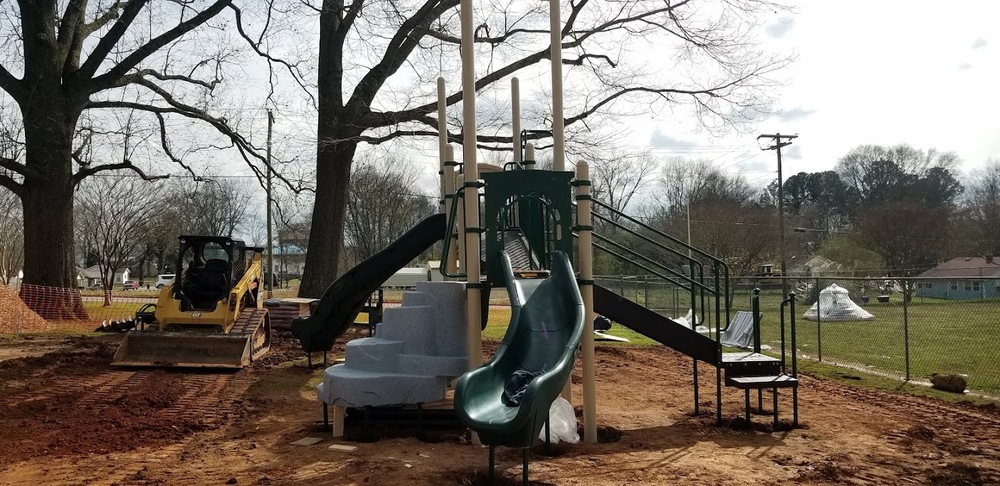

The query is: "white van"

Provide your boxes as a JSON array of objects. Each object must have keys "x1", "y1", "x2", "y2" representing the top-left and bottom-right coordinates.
[{"x1": 155, "y1": 274, "x2": 176, "y2": 288}]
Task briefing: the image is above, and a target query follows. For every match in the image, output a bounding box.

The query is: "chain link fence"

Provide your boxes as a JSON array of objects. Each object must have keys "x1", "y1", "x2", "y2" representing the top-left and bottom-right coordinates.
[{"x1": 596, "y1": 274, "x2": 1000, "y2": 397}]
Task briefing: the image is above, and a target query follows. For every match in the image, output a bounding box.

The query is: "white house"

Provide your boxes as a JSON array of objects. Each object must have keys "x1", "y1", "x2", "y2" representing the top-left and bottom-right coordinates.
[{"x1": 77, "y1": 265, "x2": 130, "y2": 289}]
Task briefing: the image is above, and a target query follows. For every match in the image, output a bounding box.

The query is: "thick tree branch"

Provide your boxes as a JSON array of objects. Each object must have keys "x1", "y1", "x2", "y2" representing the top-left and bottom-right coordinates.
[
  {"x1": 0, "y1": 155, "x2": 28, "y2": 178},
  {"x1": 85, "y1": 97, "x2": 305, "y2": 194},
  {"x1": 0, "y1": 64, "x2": 24, "y2": 101},
  {"x1": 348, "y1": 0, "x2": 458, "y2": 108},
  {"x1": 76, "y1": 0, "x2": 148, "y2": 81},
  {"x1": 88, "y1": 0, "x2": 230, "y2": 92},
  {"x1": 0, "y1": 167, "x2": 24, "y2": 197},
  {"x1": 115, "y1": 68, "x2": 216, "y2": 90},
  {"x1": 73, "y1": 159, "x2": 170, "y2": 184},
  {"x1": 56, "y1": 0, "x2": 88, "y2": 53}
]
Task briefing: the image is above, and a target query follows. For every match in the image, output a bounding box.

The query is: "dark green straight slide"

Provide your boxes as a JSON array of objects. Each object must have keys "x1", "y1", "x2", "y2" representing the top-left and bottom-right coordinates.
[{"x1": 291, "y1": 213, "x2": 446, "y2": 353}]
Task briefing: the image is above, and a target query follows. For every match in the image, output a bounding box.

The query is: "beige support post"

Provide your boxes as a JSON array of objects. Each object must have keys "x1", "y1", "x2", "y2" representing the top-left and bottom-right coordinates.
[
  {"x1": 524, "y1": 143, "x2": 535, "y2": 170},
  {"x1": 331, "y1": 405, "x2": 346, "y2": 438},
  {"x1": 512, "y1": 78, "x2": 521, "y2": 164},
  {"x1": 460, "y1": 0, "x2": 483, "y2": 369},
  {"x1": 577, "y1": 161, "x2": 597, "y2": 442},
  {"x1": 444, "y1": 144, "x2": 460, "y2": 277},
  {"x1": 438, "y1": 77, "x2": 448, "y2": 215},
  {"x1": 549, "y1": 0, "x2": 565, "y2": 171}
]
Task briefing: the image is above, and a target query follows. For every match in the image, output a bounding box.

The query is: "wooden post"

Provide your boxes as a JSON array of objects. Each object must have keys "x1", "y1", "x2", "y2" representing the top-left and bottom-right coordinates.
[
  {"x1": 331, "y1": 405, "x2": 346, "y2": 437},
  {"x1": 577, "y1": 161, "x2": 597, "y2": 442},
  {"x1": 460, "y1": 0, "x2": 482, "y2": 370},
  {"x1": 549, "y1": 0, "x2": 565, "y2": 171}
]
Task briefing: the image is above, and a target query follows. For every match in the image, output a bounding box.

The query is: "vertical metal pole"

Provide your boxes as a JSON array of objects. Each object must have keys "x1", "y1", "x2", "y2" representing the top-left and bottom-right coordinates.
[
  {"x1": 266, "y1": 109, "x2": 273, "y2": 298},
  {"x1": 438, "y1": 77, "x2": 448, "y2": 216},
  {"x1": 776, "y1": 135, "x2": 788, "y2": 299},
  {"x1": 903, "y1": 289, "x2": 910, "y2": 381},
  {"x1": 444, "y1": 145, "x2": 459, "y2": 277},
  {"x1": 577, "y1": 162, "x2": 597, "y2": 442},
  {"x1": 549, "y1": 0, "x2": 564, "y2": 171},
  {"x1": 512, "y1": 78, "x2": 521, "y2": 164},
  {"x1": 816, "y1": 277, "x2": 822, "y2": 361},
  {"x1": 522, "y1": 448, "x2": 529, "y2": 486},
  {"x1": 488, "y1": 444, "x2": 495, "y2": 482}
]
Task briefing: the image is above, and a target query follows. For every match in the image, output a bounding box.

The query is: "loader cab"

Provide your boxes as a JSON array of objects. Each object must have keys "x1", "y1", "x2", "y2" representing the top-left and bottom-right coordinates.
[{"x1": 174, "y1": 236, "x2": 247, "y2": 311}]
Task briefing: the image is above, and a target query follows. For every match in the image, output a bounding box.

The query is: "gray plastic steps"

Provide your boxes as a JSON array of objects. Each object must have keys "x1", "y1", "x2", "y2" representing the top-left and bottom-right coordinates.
[{"x1": 317, "y1": 281, "x2": 468, "y2": 409}]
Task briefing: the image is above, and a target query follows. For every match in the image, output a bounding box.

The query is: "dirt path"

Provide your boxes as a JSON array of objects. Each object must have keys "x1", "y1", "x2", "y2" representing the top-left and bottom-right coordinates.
[{"x1": 1, "y1": 332, "x2": 998, "y2": 485}]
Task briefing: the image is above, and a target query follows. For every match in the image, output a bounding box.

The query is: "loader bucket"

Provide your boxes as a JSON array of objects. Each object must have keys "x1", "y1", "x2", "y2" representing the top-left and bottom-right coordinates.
[{"x1": 112, "y1": 331, "x2": 258, "y2": 369}]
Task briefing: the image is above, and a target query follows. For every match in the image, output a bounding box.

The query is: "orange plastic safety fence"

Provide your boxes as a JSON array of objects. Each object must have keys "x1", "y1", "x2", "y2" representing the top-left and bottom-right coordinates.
[{"x1": 2, "y1": 284, "x2": 157, "y2": 334}]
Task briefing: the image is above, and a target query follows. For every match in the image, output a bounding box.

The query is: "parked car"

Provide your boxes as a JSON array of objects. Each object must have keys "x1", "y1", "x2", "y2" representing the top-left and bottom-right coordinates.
[
  {"x1": 122, "y1": 280, "x2": 140, "y2": 291},
  {"x1": 155, "y1": 274, "x2": 176, "y2": 289}
]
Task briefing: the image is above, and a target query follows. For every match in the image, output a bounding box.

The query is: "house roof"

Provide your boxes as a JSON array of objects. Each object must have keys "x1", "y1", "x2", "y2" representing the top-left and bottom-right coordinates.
[
  {"x1": 77, "y1": 265, "x2": 128, "y2": 280},
  {"x1": 918, "y1": 257, "x2": 1000, "y2": 278}
]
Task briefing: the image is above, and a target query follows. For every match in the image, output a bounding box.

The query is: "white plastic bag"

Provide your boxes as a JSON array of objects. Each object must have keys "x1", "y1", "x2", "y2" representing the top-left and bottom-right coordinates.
[{"x1": 538, "y1": 396, "x2": 580, "y2": 444}]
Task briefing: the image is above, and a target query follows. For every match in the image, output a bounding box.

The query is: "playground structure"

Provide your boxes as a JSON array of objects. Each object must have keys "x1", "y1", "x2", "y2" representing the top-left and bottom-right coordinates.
[{"x1": 291, "y1": 0, "x2": 801, "y2": 482}]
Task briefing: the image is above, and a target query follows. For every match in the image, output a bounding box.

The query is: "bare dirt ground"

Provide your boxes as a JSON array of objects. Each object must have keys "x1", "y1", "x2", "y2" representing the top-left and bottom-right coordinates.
[{"x1": 2, "y1": 330, "x2": 999, "y2": 486}]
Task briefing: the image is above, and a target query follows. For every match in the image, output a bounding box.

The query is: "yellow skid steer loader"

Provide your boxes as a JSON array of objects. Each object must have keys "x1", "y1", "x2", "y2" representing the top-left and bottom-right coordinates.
[{"x1": 112, "y1": 236, "x2": 271, "y2": 368}]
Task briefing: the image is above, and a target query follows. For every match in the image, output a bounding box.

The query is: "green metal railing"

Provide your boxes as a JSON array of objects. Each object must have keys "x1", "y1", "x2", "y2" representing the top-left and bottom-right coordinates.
[{"x1": 587, "y1": 198, "x2": 731, "y2": 339}]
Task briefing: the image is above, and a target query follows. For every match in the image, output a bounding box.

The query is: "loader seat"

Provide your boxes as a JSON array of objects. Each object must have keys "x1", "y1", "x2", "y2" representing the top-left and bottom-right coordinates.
[{"x1": 184, "y1": 258, "x2": 230, "y2": 310}]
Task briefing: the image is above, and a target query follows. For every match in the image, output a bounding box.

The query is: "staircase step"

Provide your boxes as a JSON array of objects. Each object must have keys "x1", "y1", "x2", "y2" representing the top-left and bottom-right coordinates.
[
  {"x1": 721, "y1": 352, "x2": 780, "y2": 364},
  {"x1": 343, "y1": 337, "x2": 405, "y2": 372},
  {"x1": 721, "y1": 351, "x2": 783, "y2": 378},
  {"x1": 726, "y1": 374, "x2": 798, "y2": 389}
]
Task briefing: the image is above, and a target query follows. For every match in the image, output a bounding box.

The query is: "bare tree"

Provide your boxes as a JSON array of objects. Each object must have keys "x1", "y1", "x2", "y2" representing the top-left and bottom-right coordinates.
[
  {"x1": 589, "y1": 151, "x2": 656, "y2": 220},
  {"x1": 649, "y1": 158, "x2": 771, "y2": 303},
  {"x1": 268, "y1": 0, "x2": 793, "y2": 297},
  {"x1": 0, "y1": 188, "x2": 23, "y2": 284},
  {"x1": 0, "y1": 1, "x2": 299, "y2": 297},
  {"x1": 963, "y1": 158, "x2": 1000, "y2": 256},
  {"x1": 167, "y1": 178, "x2": 256, "y2": 238},
  {"x1": 345, "y1": 155, "x2": 437, "y2": 265},
  {"x1": 75, "y1": 175, "x2": 165, "y2": 305}
]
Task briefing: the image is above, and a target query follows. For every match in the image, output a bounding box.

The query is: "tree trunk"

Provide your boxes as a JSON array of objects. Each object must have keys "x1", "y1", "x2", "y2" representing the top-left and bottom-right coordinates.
[
  {"x1": 17, "y1": 85, "x2": 88, "y2": 318},
  {"x1": 299, "y1": 137, "x2": 358, "y2": 298}
]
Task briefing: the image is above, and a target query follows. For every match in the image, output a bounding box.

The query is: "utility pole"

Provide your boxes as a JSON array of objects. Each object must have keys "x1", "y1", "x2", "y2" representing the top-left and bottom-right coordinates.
[
  {"x1": 266, "y1": 110, "x2": 274, "y2": 298},
  {"x1": 757, "y1": 133, "x2": 798, "y2": 298}
]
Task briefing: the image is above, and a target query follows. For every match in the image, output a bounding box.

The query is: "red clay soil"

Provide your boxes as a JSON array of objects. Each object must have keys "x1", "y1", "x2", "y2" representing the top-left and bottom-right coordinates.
[{"x1": 0, "y1": 331, "x2": 999, "y2": 485}]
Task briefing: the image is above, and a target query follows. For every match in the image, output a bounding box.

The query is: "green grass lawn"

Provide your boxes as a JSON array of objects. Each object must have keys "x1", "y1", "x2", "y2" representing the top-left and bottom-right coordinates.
[{"x1": 629, "y1": 287, "x2": 1000, "y2": 395}]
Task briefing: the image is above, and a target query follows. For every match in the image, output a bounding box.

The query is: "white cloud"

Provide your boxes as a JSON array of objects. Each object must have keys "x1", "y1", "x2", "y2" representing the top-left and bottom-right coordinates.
[
  {"x1": 765, "y1": 19, "x2": 795, "y2": 39},
  {"x1": 649, "y1": 128, "x2": 698, "y2": 148},
  {"x1": 972, "y1": 38, "x2": 988, "y2": 49},
  {"x1": 777, "y1": 107, "x2": 816, "y2": 121}
]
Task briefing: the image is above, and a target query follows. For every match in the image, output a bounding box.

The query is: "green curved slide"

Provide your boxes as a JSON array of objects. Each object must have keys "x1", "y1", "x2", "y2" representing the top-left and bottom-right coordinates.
[
  {"x1": 454, "y1": 250, "x2": 585, "y2": 448},
  {"x1": 291, "y1": 213, "x2": 446, "y2": 353}
]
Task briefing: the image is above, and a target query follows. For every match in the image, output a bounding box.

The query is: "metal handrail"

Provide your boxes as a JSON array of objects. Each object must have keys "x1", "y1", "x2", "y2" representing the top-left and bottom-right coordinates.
[
  {"x1": 591, "y1": 212, "x2": 709, "y2": 288},
  {"x1": 779, "y1": 292, "x2": 797, "y2": 375},
  {"x1": 439, "y1": 188, "x2": 467, "y2": 279},
  {"x1": 591, "y1": 199, "x2": 731, "y2": 276}
]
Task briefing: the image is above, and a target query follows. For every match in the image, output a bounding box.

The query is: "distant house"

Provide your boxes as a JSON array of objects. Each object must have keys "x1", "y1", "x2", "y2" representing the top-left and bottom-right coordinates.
[
  {"x1": 914, "y1": 257, "x2": 1000, "y2": 300},
  {"x1": 76, "y1": 265, "x2": 130, "y2": 289},
  {"x1": 269, "y1": 243, "x2": 306, "y2": 280},
  {"x1": 790, "y1": 255, "x2": 845, "y2": 277}
]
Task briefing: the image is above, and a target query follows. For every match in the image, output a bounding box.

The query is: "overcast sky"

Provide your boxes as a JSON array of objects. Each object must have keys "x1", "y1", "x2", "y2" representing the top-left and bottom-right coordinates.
[{"x1": 638, "y1": 1, "x2": 1000, "y2": 188}]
